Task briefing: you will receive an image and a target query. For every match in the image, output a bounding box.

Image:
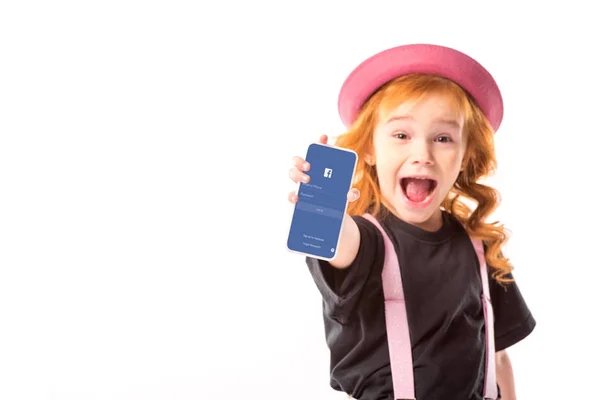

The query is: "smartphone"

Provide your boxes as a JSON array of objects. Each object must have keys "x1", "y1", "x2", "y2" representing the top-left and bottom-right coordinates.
[{"x1": 287, "y1": 142, "x2": 358, "y2": 261}]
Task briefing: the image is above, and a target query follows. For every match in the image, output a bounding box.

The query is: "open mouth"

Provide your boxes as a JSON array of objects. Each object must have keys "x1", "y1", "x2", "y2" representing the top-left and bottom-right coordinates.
[{"x1": 400, "y1": 176, "x2": 438, "y2": 204}]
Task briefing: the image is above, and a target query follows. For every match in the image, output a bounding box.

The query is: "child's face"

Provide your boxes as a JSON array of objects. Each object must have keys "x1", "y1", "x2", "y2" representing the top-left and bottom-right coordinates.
[{"x1": 370, "y1": 94, "x2": 467, "y2": 231}]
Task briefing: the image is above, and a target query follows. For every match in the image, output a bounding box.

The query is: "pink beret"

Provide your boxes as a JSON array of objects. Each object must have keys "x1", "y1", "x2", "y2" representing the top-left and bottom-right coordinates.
[{"x1": 337, "y1": 43, "x2": 504, "y2": 132}]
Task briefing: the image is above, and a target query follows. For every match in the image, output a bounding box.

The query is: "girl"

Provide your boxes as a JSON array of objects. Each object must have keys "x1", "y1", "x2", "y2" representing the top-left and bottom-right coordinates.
[{"x1": 287, "y1": 44, "x2": 536, "y2": 400}]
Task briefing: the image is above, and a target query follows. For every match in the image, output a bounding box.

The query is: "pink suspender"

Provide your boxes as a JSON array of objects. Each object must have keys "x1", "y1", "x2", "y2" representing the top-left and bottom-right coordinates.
[
  {"x1": 362, "y1": 213, "x2": 497, "y2": 400},
  {"x1": 362, "y1": 213, "x2": 415, "y2": 399},
  {"x1": 474, "y1": 238, "x2": 498, "y2": 400}
]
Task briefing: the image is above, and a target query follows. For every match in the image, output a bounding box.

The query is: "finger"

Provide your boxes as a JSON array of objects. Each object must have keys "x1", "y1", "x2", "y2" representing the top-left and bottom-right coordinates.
[
  {"x1": 291, "y1": 155, "x2": 310, "y2": 171},
  {"x1": 347, "y1": 188, "x2": 360, "y2": 203},
  {"x1": 319, "y1": 134, "x2": 328, "y2": 144},
  {"x1": 289, "y1": 167, "x2": 310, "y2": 184},
  {"x1": 288, "y1": 191, "x2": 299, "y2": 203}
]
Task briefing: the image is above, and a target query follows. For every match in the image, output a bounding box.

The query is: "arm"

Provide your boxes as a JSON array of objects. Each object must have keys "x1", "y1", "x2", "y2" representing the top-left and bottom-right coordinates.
[
  {"x1": 496, "y1": 350, "x2": 516, "y2": 400},
  {"x1": 486, "y1": 250, "x2": 536, "y2": 400},
  {"x1": 305, "y1": 215, "x2": 384, "y2": 323},
  {"x1": 329, "y1": 214, "x2": 361, "y2": 269}
]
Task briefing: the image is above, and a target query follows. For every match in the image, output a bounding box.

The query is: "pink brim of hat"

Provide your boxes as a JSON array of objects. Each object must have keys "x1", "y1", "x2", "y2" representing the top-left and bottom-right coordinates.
[{"x1": 337, "y1": 44, "x2": 504, "y2": 132}]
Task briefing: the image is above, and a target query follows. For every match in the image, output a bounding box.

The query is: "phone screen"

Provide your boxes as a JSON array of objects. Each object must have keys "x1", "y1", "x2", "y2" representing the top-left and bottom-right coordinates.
[{"x1": 287, "y1": 143, "x2": 357, "y2": 260}]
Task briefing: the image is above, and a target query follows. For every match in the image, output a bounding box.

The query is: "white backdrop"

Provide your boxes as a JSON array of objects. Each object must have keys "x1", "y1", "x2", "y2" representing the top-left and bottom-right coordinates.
[{"x1": 1, "y1": 1, "x2": 598, "y2": 399}]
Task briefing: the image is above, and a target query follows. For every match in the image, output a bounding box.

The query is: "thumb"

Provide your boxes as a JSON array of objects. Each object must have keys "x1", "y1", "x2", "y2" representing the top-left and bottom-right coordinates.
[{"x1": 347, "y1": 188, "x2": 360, "y2": 202}]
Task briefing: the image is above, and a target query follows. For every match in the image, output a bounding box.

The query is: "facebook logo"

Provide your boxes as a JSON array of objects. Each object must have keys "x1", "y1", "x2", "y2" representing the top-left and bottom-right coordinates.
[{"x1": 324, "y1": 168, "x2": 333, "y2": 178}]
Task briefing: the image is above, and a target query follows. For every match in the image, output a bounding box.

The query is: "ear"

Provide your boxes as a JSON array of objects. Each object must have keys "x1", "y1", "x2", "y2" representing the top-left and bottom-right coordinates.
[{"x1": 364, "y1": 153, "x2": 375, "y2": 166}]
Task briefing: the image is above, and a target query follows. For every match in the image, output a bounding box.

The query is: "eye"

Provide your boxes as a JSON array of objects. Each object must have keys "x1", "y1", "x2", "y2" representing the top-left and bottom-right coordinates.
[
  {"x1": 435, "y1": 135, "x2": 453, "y2": 143},
  {"x1": 393, "y1": 132, "x2": 408, "y2": 140}
]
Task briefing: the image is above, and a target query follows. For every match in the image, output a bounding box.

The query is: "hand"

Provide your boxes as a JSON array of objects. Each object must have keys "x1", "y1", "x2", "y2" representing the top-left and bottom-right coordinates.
[{"x1": 288, "y1": 134, "x2": 360, "y2": 204}]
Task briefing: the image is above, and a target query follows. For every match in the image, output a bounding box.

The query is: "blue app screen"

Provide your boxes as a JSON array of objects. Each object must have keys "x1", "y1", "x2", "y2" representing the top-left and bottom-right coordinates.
[{"x1": 287, "y1": 143, "x2": 357, "y2": 260}]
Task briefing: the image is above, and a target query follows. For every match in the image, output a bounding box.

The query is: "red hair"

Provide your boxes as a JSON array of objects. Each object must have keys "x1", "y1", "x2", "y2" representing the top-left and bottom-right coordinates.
[{"x1": 334, "y1": 73, "x2": 513, "y2": 284}]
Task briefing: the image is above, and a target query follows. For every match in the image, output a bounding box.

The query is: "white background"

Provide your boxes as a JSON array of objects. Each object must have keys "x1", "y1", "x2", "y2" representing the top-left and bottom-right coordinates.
[{"x1": 1, "y1": 1, "x2": 598, "y2": 399}]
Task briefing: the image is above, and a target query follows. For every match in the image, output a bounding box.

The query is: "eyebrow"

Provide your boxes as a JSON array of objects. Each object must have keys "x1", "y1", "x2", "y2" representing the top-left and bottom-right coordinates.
[{"x1": 385, "y1": 115, "x2": 462, "y2": 129}]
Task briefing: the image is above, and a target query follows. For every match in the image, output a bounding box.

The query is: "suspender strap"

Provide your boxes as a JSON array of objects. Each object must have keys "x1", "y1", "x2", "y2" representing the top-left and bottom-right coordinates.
[
  {"x1": 362, "y1": 214, "x2": 415, "y2": 400},
  {"x1": 362, "y1": 213, "x2": 497, "y2": 400},
  {"x1": 470, "y1": 238, "x2": 498, "y2": 399}
]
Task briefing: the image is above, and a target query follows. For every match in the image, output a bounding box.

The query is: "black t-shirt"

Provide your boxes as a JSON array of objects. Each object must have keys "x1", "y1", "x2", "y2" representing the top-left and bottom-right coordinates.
[{"x1": 305, "y1": 209, "x2": 536, "y2": 400}]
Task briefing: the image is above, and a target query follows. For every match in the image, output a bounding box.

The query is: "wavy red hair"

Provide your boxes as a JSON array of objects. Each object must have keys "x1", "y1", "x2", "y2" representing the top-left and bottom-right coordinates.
[{"x1": 334, "y1": 73, "x2": 513, "y2": 284}]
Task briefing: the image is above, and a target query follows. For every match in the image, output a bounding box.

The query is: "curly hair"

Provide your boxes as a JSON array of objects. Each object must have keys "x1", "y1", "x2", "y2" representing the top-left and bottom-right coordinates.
[{"x1": 334, "y1": 73, "x2": 514, "y2": 284}]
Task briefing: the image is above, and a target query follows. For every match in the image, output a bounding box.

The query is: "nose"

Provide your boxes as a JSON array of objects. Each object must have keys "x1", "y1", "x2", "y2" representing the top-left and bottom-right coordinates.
[{"x1": 410, "y1": 139, "x2": 434, "y2": 166}]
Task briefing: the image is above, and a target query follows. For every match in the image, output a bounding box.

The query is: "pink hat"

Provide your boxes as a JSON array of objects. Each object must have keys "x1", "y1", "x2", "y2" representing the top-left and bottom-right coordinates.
[{"x1": 337, "y1": 43, "x2": 504, "y2": 132}]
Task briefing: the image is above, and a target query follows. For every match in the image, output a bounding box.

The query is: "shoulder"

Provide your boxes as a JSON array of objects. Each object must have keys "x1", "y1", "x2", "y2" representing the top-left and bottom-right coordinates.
[
  {"x1": 306, "y1": 214, "x2": 385, "y2": 280},
  {"x1": 481, "y1": 247, "x2": 537, "y2": 350},
  {"x1": 463, "y1": 238, "x2": 537, "y2": 350},
  {"x1": 354, "y1": 214, "x2": 385, "y2": 239}
]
